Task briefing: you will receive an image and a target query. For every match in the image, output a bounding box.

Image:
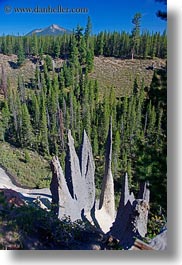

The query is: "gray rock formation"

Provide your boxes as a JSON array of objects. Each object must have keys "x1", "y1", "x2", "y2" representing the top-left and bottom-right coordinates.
[
  {"x1": 110, "y1": 198, "x2": 149, "y2": 249},
  {"x1": 50, "y1": 121, "x2": 154, "y2": 248},
  {"x1": 132, "y1": 199, "x2": 149, "y2": 237},
  {"x1": 65, "y1": 130, "x2": 84, "y2": 211},
  {"x1": 149, "y1": 228, "x2": 167, "y2": 250},
  {"x1": 109, "y1": 173, "x2": 150, "y2": 249},
  {"x1": 50, "y1": 156, "x2": 80, "y2": 221},
  {"x1": 99, "y1": 119, "x2": 115, "y2": 221},
  {"x1": 51, "y1": 130, "x2": 97, "y2": 222},
  {"x1": 120, "y1": 173, "x2": 135, "y2": 208},
  {"x1": 138, "y1": 181, "x2": 150, "y2": 203},
  {"x1": 79, "y1": 130, "x2": 95, "y2": 213}
]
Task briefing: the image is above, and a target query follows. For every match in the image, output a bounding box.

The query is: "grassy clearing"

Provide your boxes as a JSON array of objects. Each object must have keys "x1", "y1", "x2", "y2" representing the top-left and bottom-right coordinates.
[
  {"x1": 0, "y1": 54, "x2": 36, "y2": 89},
  {"x1": 0, "y1": 54, "x2": 166, "y2": 97},
  {"x1": 90, "y1": 56, "x2": 166, "y2": 97},
  {"x1": 0, "y1": 142, "x2": 51, "y2": 188}
]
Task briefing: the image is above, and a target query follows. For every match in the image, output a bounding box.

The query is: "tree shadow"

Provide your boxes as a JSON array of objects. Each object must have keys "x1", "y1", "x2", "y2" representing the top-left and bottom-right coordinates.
[{"x1": 8, "y1": 61, "x2": 18, "y2": 69}]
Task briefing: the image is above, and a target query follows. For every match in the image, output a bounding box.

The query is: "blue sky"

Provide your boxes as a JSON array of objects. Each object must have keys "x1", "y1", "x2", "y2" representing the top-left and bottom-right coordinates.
[{"x1": 0, "y1": 0, "x2": 167, "y2": 35}]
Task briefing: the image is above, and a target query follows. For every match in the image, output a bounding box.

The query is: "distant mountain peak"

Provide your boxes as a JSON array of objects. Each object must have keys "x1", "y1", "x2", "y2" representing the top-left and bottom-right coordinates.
[{"x1": 26, "y1": 24, "x2": 72, "y2": 36}]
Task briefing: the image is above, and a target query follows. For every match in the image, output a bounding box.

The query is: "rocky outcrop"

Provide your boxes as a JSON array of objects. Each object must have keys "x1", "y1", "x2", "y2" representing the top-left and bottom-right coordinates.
[
  {"x1": 99, "y1": 119, "x2": 115, "y2": 221},
  {"x1": 50, "y1": 156, "x2": 79, "y2": 221},
  {"x1": 138, "y1": 181, "x2": 150, "y2": 203},
  {"x1": 0, "y1": 189, "x2": 25, "y2": 208},
  {"x1": 120, "y1": 173, "x2": 135, "y2": 209},
  {"x1": 149, "y1": 228, "x2": 167, "y2": 250},
  {"x1": 79, "y1": 130, "x2": 95, "y2": 214},
  {"x1": 50, "y1": 130, "x2": 96, "y2": 222},
  {"x1": 50, "y1": 121, "x2": 152, "y2": 248},
  {"x1": 65, "y1": 130, "x2": 83, "y2": 202},
  {"x1": 109, "y1": 174, "x2": 150, "y2": 249}
]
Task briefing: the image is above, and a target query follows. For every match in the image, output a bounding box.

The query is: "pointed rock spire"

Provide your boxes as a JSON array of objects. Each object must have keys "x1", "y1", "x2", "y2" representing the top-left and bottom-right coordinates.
[
  {"x1": 109, "y1": 173, "x2": 134, "y2": 244},
  {"x1": 79, "y1": 130, "x2": 95, "y2": 213},
  {"x1": 50, "y1": 128, "x2": 151, "y2": 239},
  {"x1": 120, "y1": 173, "x2": 135, "y2": 209},
  {"x1": 50, "y1": 156, "x2": 80, "y2": 220},
  {"x1": 121, "y1": 172, "x2": 130, "y2": 207},
  {"x1": 65, "y1": 130, "x2": 83, "y2": 202},
  {"x1": 99, "y1": 118, "x2": 115, "y2": 220},
  {"x1": 110, "y1": 175, "x2": 150, "y2": 249},
  {"x1": 138, "y1": 181, "x2": 150, "y2": 203}
]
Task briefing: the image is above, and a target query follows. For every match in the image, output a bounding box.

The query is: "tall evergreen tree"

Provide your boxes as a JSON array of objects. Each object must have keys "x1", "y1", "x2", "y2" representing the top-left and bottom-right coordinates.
[
  {"x1": 54, "y1": 38, "x2": 60, "y2": 58},
  {"x1": 17, "y1": 40, "x2": 25, "y2": 67},
  {"x1": 86, "y1": 40, "x2": 94, "y2": 72},
  {"x1": 0, "y1": 100, "x2": 10, "y2": 141},
  {"x1": 85, "y1": 16, "x2": 92, "y2": 45},
  {"x1": 21, "y1": 103, "x2": 33, "y2": 147},
  {"x1": 39, "y1": 92, "x2": 49, "y2": 156},
  {"x1": 79, "y1": 37, "x2": 87, "y2": 65},
  {"x1": 131, "y1": 13, "x2": 142, "y2": 60}
]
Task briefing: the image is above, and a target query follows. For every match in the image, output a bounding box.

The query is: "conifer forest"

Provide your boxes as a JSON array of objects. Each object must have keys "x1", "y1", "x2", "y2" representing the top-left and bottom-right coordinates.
[{"x1": 0, "y1": 14, "x2": 167, "y2": 248}]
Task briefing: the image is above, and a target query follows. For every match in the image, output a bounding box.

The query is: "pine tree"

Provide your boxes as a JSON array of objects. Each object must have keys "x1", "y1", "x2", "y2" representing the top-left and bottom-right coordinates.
[
  {"x1": 69, "y1": 35, "x2": 80, "y2": 67},
  {"x1": 92, "y1": 126, "x2": 99, "y2": 156},
  {"x1": 43, "y1": 62, "x2": 51, "y2": 93},
  {"x1": 151, "y1": 33, "x2": 157, "y2": 59},
  {"x1": 156, "y1": 107, "x2": 163, "y2": 145},
  {"x1": 160, "y1": 30, "x2": 167, "y2": 58},
  {"x1": 21, "y1": 103, "x2": 33, "y2": 148},
  {"x1": 59, "y1": 69, "x2": 65, "y2": 90},
  {"x1": 63, "y1": 63, "x2": 73, "y2": 87},
  {"x1": 69, "y1": 35, "x2": 80, "y2": 85},
  {"x1": 85, "y1": 16, "x2": 92, "y2": 45},
  {"x1": 0, "y1": 37, "x2": 6, "y2": 54},
  {"x1": 39, "y1": 92, "x2": 49, "y2": 156},
  {"x1": 109, "y1": 87, "x2": 117, "y2": 127},
  {"x1": 131, "y1": 13, "x2": 142, "y2": 60},
  {"x1": 79, "y1": 37, "x2": 87, "y2": 65},
  {"x1": 113, "y1": 130, "x2": 121, "y2": 178},
  {"x1": 31, "y1": 93, "x2": 40, "y2": 132},
  {"x1": 86, "y1": 40, "x2": 94, "y2": 72},
  {"x1": 0, "y1": 100, "x2": 10, "y2": 141},
  {"x1": 83, "y1": 103, "x2": 91, "y2": 138},
  {"x1": 95, "y1": 32, "x2": 104, "y2": 56},
  {"x1": 75, "y1": 25, "x2": 84, "y2": 45},
  {"x1": 76, "y1": 101, "x2": 82, "y2": 144},
  {"x1": 30, "y1": 34, "x2": 38, "y2": 56},
  {"x1": 34, "y1": 63, "x2": 41, "y2": 89},
  {"x1": 48, "y1": 81, "x2": 59, "y2": 155},
  {"x1": 142, "y1": 31, "x2": 150, "y2": 59},
  {"x1": 45, "y1": 55, "x2": 53, "y2": 71},
  {"x1": 136, "y1": 100, "x2": 142, "y2": 138},
  {"x1": 102, "y1": 91, "x2": 110, "y2": 140},
  {"x1": 133, "y1": 77, "x2": 139, "y2": 95},
  {"x1": 5, "y1": 35, "x2": 13, "y2": 55},
  {"x1": 94, "y1": 80, "x2": 99, "y2": 105},
  {"x1": 58, "y1": 107, "x2": 65, "y2": 150},
  {"x1": 17, "y1": 41, "x2": 25, "y2": 67},
  {"x1": 17, "y1": 75, "x2": 25, "y2": 103},
  {"x1": 11, "y1": 89, "x2": 22, "y2": 145},
  {"x1": 147, "y1": 101, "x2": 157, "y2": 139},
  {"x1": 54, "y1": 38, "x2": 60, "y2": 58}
]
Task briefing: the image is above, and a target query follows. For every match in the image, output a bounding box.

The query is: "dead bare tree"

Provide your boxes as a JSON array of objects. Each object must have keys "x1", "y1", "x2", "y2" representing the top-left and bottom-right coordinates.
[{"x1": 0, "y1": 65, "x2": 8, "y2": 98}]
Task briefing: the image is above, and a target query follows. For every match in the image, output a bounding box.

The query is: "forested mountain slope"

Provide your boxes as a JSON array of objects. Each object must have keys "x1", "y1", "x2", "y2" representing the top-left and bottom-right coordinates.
[{"x1": 0, "y1": 20, "x2": 167, "y2": 218}]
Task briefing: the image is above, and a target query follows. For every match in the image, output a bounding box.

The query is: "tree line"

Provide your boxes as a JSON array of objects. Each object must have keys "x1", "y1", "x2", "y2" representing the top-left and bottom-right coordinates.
[{"x1": 0, "y1": 16, "x2": 166, "y2": 65}]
